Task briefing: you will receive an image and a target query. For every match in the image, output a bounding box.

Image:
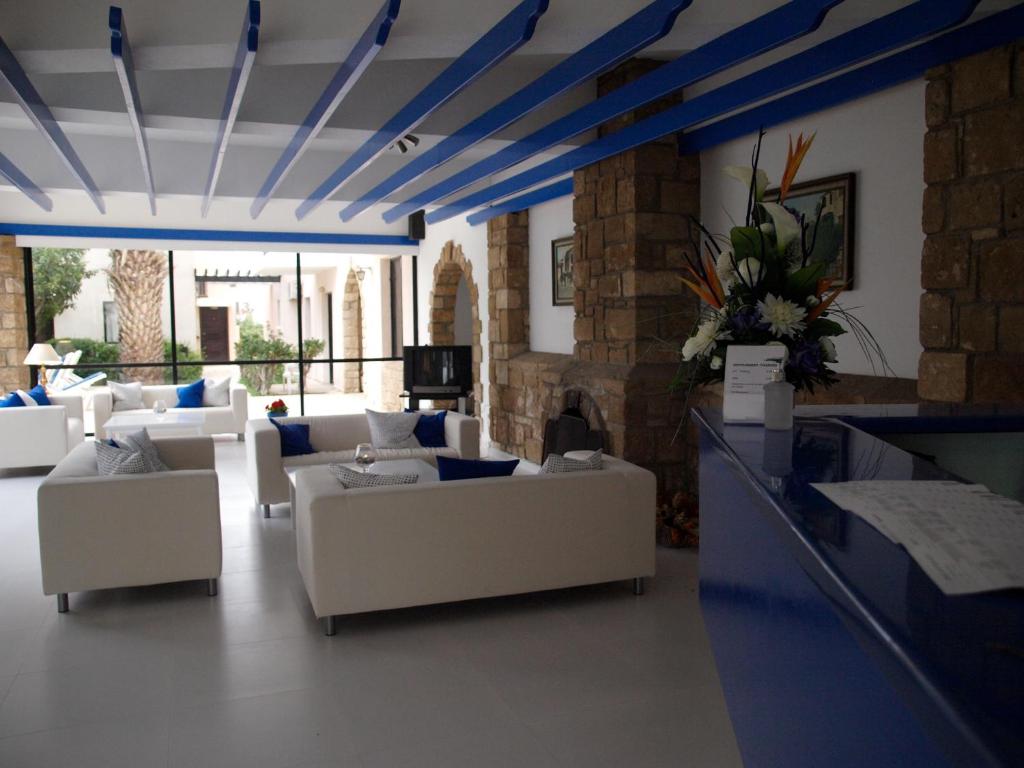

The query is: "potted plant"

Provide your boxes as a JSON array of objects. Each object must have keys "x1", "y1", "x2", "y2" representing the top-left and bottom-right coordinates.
[{"x1": 265, "y1": 399, "x2": 288, "y2": 419}]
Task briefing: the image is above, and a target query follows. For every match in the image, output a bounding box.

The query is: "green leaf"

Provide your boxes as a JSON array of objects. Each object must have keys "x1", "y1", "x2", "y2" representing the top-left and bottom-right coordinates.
[
  {"x1": 804, "y1": 318, "x2": 847, "y2": 340},
  {"x1": 785, "y1": 261, "x2": 826, "y2": 299},
  {"x1": 730, "y1": 226, "x2": 766, "y2": 262}
]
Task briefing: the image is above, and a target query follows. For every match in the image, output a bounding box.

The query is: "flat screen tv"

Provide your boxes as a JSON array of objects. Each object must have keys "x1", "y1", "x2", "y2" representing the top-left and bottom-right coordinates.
[{"x1": 403, "y1": 346, "x2": 472, "y2": 395}]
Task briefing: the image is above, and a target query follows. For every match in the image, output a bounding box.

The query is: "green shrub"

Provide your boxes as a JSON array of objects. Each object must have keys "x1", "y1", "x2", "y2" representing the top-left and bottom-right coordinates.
[
  {"x1": 50, "y1": 337, "x2": 120, "y2": 382},
  {"x1": 163, "y1": 341, "x2": 203, "y2": 383},
  {"x1": 301, "y1": 338, "x2": 325, "y2": 379},
  {"x1": 235, "y1": 318, "x2": 295, "y2": 394}
]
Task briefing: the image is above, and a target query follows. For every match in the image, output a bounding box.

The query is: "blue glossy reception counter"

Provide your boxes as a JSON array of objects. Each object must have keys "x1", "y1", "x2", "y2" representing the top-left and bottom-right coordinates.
[{"x1": 694, "y1": 405, "x2": 1024, "y2": 767}]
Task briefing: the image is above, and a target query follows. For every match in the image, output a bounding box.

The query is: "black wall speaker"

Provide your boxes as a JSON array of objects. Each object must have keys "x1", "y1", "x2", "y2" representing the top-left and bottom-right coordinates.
[{"x1": 408, "y1": 210, "x2": 426, "y2": 241}]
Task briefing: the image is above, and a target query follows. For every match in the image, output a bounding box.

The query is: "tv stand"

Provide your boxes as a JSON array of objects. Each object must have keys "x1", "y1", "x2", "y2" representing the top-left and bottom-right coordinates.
[{"x1": 403, "y1": 392, "x2": 470, "y2": 415}]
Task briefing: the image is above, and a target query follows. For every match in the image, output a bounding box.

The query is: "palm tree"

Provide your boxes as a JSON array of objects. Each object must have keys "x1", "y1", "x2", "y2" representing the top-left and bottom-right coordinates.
[{"x1": 107, "y1": 249, "x2": 166, "y2": 383}]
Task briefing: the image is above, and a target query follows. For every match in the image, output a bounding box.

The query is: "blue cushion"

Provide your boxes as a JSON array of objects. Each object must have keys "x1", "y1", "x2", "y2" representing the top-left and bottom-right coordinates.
[
  {"x1": 176, "y1": 378, "x2": 205, "y2": 408},
  {"x1": 270, "y1": 420, "x2": 315, "y2": 457},
  {"x1": 0, "y1": 391, "x2": 24, "y2": 408},
  {"x1": 437, "y1": 456, "x2": 519, "y2": 482},
  {"x1": 405, "y1": 409, "x2": 447, "y2": 448},
  {"x1": 27, "y1": 384, "x2": 50, "y2": 406}
]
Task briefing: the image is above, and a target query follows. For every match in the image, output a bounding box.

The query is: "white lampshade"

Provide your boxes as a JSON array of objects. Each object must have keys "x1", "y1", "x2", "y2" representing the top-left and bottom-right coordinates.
[{"x1": 23, "y1": 343, "x2": 62, "y2": 366}]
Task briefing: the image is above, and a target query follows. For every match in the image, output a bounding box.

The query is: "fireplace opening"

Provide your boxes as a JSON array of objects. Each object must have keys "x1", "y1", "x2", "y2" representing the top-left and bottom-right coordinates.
[{"x1": 542, "y1": 389, "x2": 607, "y2": 463}]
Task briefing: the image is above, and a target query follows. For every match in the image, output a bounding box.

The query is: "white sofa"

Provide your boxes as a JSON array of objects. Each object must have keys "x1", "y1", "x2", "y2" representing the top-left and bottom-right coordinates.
[
  {"x1": 246, "y1": 411, "x2": 480, "y2": 515},
  {"x1": 0, "y1": 392, "x2": 85, "y2": 469},
  {"x1": 93, "y1": 383, "x2": 248, "y2": 441},
  {"x1": 293, "y1": 452, "x2": 656, "y2": 635},
  {"x1": 37, "y1": 435, "x2": 222, "y2": 613}
]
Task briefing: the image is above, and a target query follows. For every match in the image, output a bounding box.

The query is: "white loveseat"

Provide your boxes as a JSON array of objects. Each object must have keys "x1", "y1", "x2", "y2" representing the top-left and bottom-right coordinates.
[
  {"x1": 292, "y1": 452, "x2": 656, "y2": 634},
  {"x1": 246, "y1": 411, "x2": 480, "y2": 515},
  {"x1": 93, "y1": 383, "x2": 248, "y2": 441},
  {"x1": 37, "y1": 435, "x2": 222, "y2": 613},
  {"x1": 0, "y1": 392, "x2": 85, "y2": 469}
]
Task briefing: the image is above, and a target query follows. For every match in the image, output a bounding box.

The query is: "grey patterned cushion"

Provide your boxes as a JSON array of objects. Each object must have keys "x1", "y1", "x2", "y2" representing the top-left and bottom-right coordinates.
[
  {"x1": 119, "y1": 429, "x2": 169, "y2": 472},
  {"x1": 364, "y1": 409, "x2": 421, "y2": 449},
  {"x1": 541, "y1": 449, "x2": 604, "y2": 474},
  {"x1": 328, "y1": 464, "x2": 419, "y2": 489},
  {"x1": 95, "y1": 441, "x2": 148, "y2": 475},
  {"x1": 110, "y1": 381, "x2": 144, "y2": 411}
]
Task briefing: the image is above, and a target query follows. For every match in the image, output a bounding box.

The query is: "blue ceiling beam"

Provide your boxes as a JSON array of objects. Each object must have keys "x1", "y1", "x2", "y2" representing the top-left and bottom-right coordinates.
[
  {"x1": 426, "y1": 0, "x2": 979, "y2": 224},
  {"x1": 0, "y1": 152, "x2": 53, "y2": 212},
  {"x1": 201, "y1": 0, "x2": 260, "y2": 218},
  {"x1": 295, "y1": 0, "x2": 550, "y2": 221},
  {"x1": 396, "y1": 0, "x2": 844, "y2": 225},
  {"x1": 109, "y1": 6, "x2": 156, "y2": 215},
  {"x1": 465, "y1": 178, "x2": 572, "y2": 226},
  {"x1": 679, "y1": 4, "x2": 1024, "y2": 156},
  {"x1": 340, "y1": 0, "x2": 691, "y2": 223},
  {"x1": 0, "y1": 35, "x2": 104, "y2": 213},
  {"x1": 250, "y1": 0, "x2": 401, "y2": 220}
]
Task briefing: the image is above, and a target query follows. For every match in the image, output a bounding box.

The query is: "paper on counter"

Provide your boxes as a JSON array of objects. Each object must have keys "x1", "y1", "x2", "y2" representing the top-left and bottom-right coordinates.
[{"x1": 810, "y1": 481, "x2": 1024, "y2": 595}]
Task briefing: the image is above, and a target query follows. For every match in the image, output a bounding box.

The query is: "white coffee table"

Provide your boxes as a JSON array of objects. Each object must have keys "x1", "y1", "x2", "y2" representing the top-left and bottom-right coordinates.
[
  {"x1": 284, "y1": 459, "x2": 438, "y2": 529},
  {"x1": 103, "y1": 411, "x2": 206, "y2": 440}
]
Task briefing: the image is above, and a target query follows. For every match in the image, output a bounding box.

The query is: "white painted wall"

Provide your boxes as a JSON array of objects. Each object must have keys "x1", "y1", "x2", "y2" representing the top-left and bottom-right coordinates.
[
  {"x1": 527, "y1": 196, "x2": 575, "y2": 355},
  {"x1": 700, "y1": 81, "x2": 925, "y2": 379}
]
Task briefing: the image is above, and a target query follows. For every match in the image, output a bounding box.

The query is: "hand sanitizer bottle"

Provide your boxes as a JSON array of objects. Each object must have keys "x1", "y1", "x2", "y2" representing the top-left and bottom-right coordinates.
[{"x1": 763, "y1": 366, "x2": 794, "y2": 430}]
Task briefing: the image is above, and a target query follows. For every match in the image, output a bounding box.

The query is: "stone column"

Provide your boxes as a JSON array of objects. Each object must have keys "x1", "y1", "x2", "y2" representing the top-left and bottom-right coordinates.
[
  {"x1": 0, "y1": 236, "x2": 29, "y2": 392},
  {"x1": 919, "y1": 42, "x2": 1024, "y2": 403}
]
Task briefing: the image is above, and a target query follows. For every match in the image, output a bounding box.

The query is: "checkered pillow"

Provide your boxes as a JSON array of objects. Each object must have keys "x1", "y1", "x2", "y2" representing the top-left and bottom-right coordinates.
[
  {"x1": 540, "y1": 449, "x2": 604, "y2": 474},
  {"x1": 95, "y1": 441, "x2": 148, "y2": 475},
  {"x1": 328, "y1": 464, "x2": 419, "y2": 489},
  {"x1": 118, "y1": 429, "x2": 169, "y2": 472}
]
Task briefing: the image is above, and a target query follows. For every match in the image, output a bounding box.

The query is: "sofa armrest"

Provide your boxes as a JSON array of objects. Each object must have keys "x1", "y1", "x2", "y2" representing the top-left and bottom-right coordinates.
[
  {"x1": 0, "y1": 406, "x2": 71, "y2": 466},
  {"x1": 444, "y1": 411, "x2": 480, "y2": 459},
  {"x1": 151, "y1": 435, "x2": 215, "y2": 470},
  {"x1": 230, "y1": 385, "x2": 248, "y2": 435},
  {"x1": 93, "y1": 390, "x2": 113, "y2": 440},
  {"x1": 246, "y1": 418, "x2": 285, "y2": 505},
  {"x1": 49, "y1": 393, "x2": 84, "y2": 421}
]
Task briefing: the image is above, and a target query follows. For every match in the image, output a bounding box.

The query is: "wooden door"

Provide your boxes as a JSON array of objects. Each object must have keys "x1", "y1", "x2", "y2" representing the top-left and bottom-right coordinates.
[{"x1": 199, "y1": 306, "x2": 230, "y2": 361}]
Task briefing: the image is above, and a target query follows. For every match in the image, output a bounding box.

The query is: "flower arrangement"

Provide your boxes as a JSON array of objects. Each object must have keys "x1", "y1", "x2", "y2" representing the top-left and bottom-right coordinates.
[
  {"x1": 676, "y1": 131, "x2": 885, "y2": 394},
  {"x1": 265, "y1": 399, "x2": 288, "y2": 417}
]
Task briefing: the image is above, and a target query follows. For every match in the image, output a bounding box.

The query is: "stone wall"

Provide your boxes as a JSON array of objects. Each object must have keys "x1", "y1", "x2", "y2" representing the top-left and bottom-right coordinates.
[
  {"x1": 341, "y1": 268, "x2": 363, "y2": 393},
  {"x1": 0, "y1": 236, "x2": 29, "y2": 393},
  {"x1": 919, "y1": 41, "x2": 1024, "y2": 403}
]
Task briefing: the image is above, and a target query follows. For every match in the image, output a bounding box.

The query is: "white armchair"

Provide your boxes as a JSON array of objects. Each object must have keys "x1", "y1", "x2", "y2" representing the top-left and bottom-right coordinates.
[{"x1": 0, "y1": 392, "x2": 85, "y2": 469}]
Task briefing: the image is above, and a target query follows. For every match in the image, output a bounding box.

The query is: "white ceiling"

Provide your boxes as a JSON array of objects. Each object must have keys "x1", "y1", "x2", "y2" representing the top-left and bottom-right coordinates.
[{"x1": 0, "y1": 0, "x2": 1014, "y2": 225}]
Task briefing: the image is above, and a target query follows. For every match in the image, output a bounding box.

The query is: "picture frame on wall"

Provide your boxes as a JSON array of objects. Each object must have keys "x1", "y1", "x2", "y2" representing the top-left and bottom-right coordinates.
[
  {"x1": 551, "y1": 236, "x2": 575, "y2": 306},
  {"x1": 765, "y1": 173, "x2": 855, "y2": 288}
]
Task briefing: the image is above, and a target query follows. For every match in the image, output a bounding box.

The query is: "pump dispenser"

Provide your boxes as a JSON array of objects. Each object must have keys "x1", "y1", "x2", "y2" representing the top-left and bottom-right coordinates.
[{"x1": 763, "y1": 366, "x2": 794, "y2": 430}]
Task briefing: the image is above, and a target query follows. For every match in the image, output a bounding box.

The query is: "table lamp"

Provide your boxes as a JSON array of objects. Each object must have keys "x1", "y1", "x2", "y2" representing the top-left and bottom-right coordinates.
[{"x1": 23, "y1": 343, "x2": 62, "y2": 387}]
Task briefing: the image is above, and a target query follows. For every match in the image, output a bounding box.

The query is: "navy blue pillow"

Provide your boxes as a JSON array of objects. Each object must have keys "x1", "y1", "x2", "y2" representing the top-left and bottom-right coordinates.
[
  {"x1": 271, "y1": 420, "x2": 315, "y2": 457},
  {"x1": 404, "y1": 409, "x2": 447, "y2": 448},
  {"x1": 27, "y1": 384, "x2": 50, "y2": 406},
  {"x1": 437, "y1": 456, "x2": 519, "y2": 482},
  {"x1": 176, "y1": 378, "x2": 205, "y2": 408},
  {"x1": 0, "y1": 391, "x2": 24, "y2": 408}
]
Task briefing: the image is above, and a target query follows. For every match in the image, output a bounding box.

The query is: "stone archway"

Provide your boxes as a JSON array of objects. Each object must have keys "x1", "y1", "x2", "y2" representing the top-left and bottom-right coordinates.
[
  {"x1": 341, "y1": 268, "x2": 363, "y2": 393},
  {"x1": 428, "y1": 241, "x2": 482, "y2": 416}
]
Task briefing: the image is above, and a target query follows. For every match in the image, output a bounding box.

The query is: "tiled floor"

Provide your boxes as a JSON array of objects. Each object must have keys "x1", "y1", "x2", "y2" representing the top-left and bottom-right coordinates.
[{"x1": 0, "y1": 439, "x2": 741, "y2": 768}]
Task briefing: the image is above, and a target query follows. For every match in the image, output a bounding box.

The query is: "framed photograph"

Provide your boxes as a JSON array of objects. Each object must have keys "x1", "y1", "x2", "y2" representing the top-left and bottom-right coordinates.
[
  {"x1": 766, "y1": 173, "x2": 855, "y2": 288},
  {"x1": 551, "y1": 236, "x2": 575, "y2": 306}
]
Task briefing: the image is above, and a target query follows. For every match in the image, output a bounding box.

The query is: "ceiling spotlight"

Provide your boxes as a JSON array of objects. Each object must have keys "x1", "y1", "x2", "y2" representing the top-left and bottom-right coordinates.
[{"x1": 391, "y1": 134, "x2": 420, "y2": 154}]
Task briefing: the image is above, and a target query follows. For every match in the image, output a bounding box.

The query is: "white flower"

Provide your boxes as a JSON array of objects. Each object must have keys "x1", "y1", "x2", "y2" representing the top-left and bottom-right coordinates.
[
  {"x1": 710, "y1": 356, "x2": 723, "y2": 371},
  {"x1": 761, "y1": 202, "x2": 802, "y2": 254},
  {"x1": 820, "y1": 337, "x2": 837, "y2": 363},
  {"x1": 715, "y1": 249, "x2": 738, "y2": 289},
  {"x1": 724, "y1": 166, "x2": 770, "y2": 202},
  {"x1": 757, "y1": 293, "x2": 807, "y2": 338},
  {"x1": 682, "y1": 314, "x2": 732, "y2": 361},
  {"x1": 805, "y1": 294, "x2": 820, "y2": 307},
  {"x1": 736, "y1": 258, "x2": 762, "y2": 286}
]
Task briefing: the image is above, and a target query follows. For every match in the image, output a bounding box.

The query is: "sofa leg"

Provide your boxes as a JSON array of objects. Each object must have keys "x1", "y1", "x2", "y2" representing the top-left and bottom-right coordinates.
[
  {"x1": 324, "y1": 615, "x2": 337, "y2": 636},
  {"x1": 207, "y1": 578, "x2": 218, "y2": 597},
  {"x1": 262, "y1": 504, "x2": 271, "y2": 518},
  {"x1": 237, "y1": 433, "x2": 244, "y2": 442},
  {"x1": 633, "y1": 577, "x2": 645, "y2": 596},
  {"x1": 57, "y1": 593, "x2": 68, "y2": 613}
]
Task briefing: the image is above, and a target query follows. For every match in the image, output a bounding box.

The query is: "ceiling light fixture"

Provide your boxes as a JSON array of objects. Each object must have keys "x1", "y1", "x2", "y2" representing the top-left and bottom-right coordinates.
[{"x1": 391, "y1": 134, "x2": 420, "y2": 154}]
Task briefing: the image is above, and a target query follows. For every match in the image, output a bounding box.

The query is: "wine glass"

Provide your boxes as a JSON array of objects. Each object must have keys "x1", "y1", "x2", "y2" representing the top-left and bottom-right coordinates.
[
  {"x1": 354, "y1": 443, "x2": 376, "y2": 473},
  {"x1": 153, "y1": 399, "x2": 168, "y2": 418}
]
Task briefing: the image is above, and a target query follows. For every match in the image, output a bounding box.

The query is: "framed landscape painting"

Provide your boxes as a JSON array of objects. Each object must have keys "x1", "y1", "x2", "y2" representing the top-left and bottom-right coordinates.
[
  {"x1": 766, "y1": 173, "x2": 855, "y2": 288},
  {"x1": 551, "y1": 236, "x2": 575, "y2": 306}
]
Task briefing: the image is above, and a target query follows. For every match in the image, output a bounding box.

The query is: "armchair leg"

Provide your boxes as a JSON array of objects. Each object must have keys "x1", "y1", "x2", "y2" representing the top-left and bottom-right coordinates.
[
  {"x1": 262, "y1": 504, "x2": 271, "y2": 518},
  {"x1": 57, "y1": 593, "x2": 68, "y2": 613},
  {"x1": 324, "y1": 615, "x2": 337, "y2": 636},
  {"x1": 207, "y1": 578, "x2": 218, "y2": 597},
  {"x1": 633, "y1": 577, "x2": 645, "y2": 596},
  {"x1": 237, "y1": 433, "x2": 244, "y2": 442}
]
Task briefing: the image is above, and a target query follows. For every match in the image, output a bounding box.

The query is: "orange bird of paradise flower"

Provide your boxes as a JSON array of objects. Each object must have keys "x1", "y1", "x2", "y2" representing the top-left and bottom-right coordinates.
[
  {"x1": 778, "y1": 132, "x2": 816, "y2": 204},
  {"x1": 681, "y1": 251, "x2": 726, "y2": 309}
]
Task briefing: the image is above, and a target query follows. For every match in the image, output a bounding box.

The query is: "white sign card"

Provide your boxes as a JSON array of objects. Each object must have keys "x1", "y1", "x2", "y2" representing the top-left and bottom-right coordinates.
[{"x1": 722, "y1": 345, "x2": 787, "y2": 424}]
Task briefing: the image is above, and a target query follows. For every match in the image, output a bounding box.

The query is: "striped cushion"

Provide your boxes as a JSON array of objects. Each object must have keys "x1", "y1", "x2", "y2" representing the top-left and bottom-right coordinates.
[
  {"x1": 540, "y1": 449, "x2": 604, "y2": 474},
  {"x1": 328, "y1": 464, "x2": 419, "y2": 489},
  {"x1": 95, "y1": 441, "x2": 148, "y2": 475}
]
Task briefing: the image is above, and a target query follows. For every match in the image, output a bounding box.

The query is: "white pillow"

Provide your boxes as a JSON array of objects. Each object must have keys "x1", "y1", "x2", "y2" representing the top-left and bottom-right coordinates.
[
  {"x1": 541, "y1": 449, "x2": 604, "y2": 474},
  {"x1": 202, "y1": 377, "x2": 231, "y2": 407},
  {"x1": 364, "y1": 409, "x2": 421, "y2": 449},
  {"x1": 328, "y1": 464, "x2": 418, "y2": 488},
  {"x1": 15, "y1": 390, "x2": 38, "y2": 407},
  {"x1": 110, "y1": 381, "x2": 144, "y2": 411}
]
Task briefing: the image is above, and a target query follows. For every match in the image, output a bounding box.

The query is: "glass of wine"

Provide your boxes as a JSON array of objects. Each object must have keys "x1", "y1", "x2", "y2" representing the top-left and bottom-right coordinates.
[
  {"x1": 354, "y1": 443, "x2": 376, "y2": 473},
  {"x1": 153, "y1": 399, "x2": 168, "y2": 418}
]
